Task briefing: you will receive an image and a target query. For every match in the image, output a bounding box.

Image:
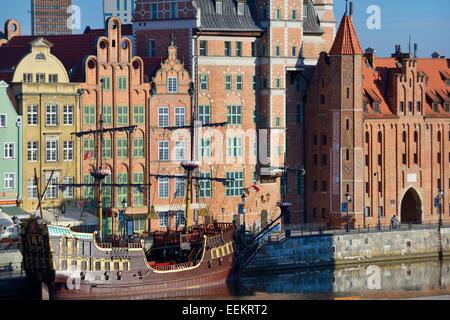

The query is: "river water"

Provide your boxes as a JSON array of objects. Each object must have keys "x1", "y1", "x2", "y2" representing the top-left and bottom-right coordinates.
[{"x1": 232, "y1": 259, "x2": 450, "y2": 300}]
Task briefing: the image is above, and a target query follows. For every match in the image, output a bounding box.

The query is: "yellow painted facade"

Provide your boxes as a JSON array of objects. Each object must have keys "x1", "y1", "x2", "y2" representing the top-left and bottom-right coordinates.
[{"x1": 11, "y1": 38, "x2": 82, "y2": 212}]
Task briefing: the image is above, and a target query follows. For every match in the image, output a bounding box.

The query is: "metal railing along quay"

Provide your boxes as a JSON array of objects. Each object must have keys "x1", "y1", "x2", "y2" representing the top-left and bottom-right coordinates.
[{"x1": 266, "y1": 221, "x2": 450, "y2": 243}]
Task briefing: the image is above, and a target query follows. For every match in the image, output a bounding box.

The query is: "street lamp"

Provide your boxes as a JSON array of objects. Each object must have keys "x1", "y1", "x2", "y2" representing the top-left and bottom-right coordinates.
[
  {"x1": 438, "y1": 189, "x2": 444, "y2": 230},
  {"x1": 345, "y1": 193, "x2": 352, "y2": 232},
  {"x1": 241, "y1": 193, "x2": 247, "y2": 231}
]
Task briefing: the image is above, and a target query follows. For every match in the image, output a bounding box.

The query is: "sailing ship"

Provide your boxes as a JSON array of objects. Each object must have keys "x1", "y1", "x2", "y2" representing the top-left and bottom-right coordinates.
[{"x1": 16, "y1": 62, "x2": 256, "y2": 299}]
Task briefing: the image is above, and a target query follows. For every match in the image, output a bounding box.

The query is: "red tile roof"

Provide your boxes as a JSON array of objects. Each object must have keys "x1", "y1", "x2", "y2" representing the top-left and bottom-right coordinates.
[{"x1": 330, "y1": 14, "x2": 363, "y2": 55}]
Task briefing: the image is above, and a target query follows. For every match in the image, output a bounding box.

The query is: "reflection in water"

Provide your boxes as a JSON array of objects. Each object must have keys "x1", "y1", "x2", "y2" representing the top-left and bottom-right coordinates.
[{"x1": 238, "y1": 259, "x2": 450, "y2": 299}]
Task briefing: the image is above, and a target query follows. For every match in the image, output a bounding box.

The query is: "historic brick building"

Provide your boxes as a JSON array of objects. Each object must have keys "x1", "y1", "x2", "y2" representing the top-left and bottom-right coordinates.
[
  {"x1": 304, "y1": 11, "x2": 450, "y2": 228},
  {"x1": 31, "y1": 0, "x2": 73, "y2": 35},
  {"x1": 133, "y1": 0, "x2": 336, "y2": 228}
]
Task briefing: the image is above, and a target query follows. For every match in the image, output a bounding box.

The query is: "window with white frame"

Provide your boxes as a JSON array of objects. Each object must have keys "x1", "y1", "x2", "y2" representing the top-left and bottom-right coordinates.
[
  {"x1": 237, "y1": 2, "x2": 245, "y2": 15},
  {"x1": 23, "y1": 73, "x2": 33, "y2": 83},
  {"x1": 216, "y1": 1, "x2": 223, "y2": 14},
  {"x1": 4, "y1": 143, "x2": 15, "y2": 159},
  {"x1": 158, "y1": 107, "x2": 169, "y2": 127},
  {"x1": 27, "y1": 141, "x2": 38, "y2": 162},
  {"x1": 227, "y1": 137, "x2": 243, "y2": 157},
  {"x1": 174, "y1": 141, "x2": 186, "y2": 161},
  {"x1": 148, "y1": 39, "x2": 156, "y2": 57},
  {"x1": 45, "y1": 175, "x2": 59, "y2": 199},
  {"x1": 158, "y1": 141, "x2": 169, "y2": 161},
  {"x1": 63, "y1": 141, "x2": 73, "y2": 161},
  {"x1": 236, "y1": 75, "x2": 243, "y2": 91},
  {"x1": 63, "y1": 105, "x2": 73, "y2": 125},
  {"x1": 159, "y1": 211, "x2": 169, "y2": 228},
  {"x1": 225, "y1": 171, "x2": 244, "y2": 196},
  {"x1": 46, "y1": 140, "x2": 58, "y2": 162},
  {"x1": 158, "y1": 177, "x2": 170, "y2": 198},
  {"x1": 174, "y1": 107, "x2": 185, "y2": 127},
  {"x1": 200, "y1": 74, "x2": 208, "y2": 91},
  {"x1": 36, "y1": 73, "x2": 45, "y2": 83},
  {"x1": 167, "y1": 77, "x2": 178, "y2": 93},
  {"x1": 4, "y1": 173, "x2": 15, "y2": 190},
  {"x1": 199, "y1": 138, "x2": 211, "y2": 158},
  {"x1": 27, "y1": 179, "x2": 38, "y2": 199},
  {"x1": 174, "y1": 177, "x2": 186, "y2": 198},
  {"x1": 63, "y1": 177, "x2": 74, "y2": 198},
  {"x1": 227, "y1": 105, "x2": 242, "y2": 125},
  {"x1": 198, "y1": 105, "x2": 211, "y2": 124},
  {"x1": 48, "y1": 74, "x2": 58, "y2": 83},
  {"x1": 175, "y1": 211, "x2": 186, "y2": 227},
  {"x1": 0, "y1": 114, "x2": 6, "y2": 127},
  {"x1": 28, "y1": 106, "x2": 38, "y2": 125},
  {"x1": 46, "y1": 104, "x2": 58, "y2": 126},
  {"x1": 199, "y1": 172, "x2": 212, "y2": 198}
]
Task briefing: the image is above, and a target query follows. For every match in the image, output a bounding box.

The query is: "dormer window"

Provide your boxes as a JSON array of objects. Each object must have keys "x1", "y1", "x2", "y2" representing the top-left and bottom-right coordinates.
[
  {"x1": 35, "y1": 53, "x2": 46, "y2": 61},
  {"x1": 216, "y1": 1, "x2": 223, "y2": 14},
  {"x1": 373, "y1": 102, "x2": 380, "y2": 113},
  {"x1": 237, "y1": 2, "x2": 245, "y2": 16},
  {"x1": 432, "y1": 102, "x2": 439, "y2": 112},
  {"x1": 445, "y1": 79, "x2": 450, "y2": 86}
]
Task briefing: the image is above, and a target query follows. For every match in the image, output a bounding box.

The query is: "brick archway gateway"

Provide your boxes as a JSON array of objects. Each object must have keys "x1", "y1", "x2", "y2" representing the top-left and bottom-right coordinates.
[{"x1": 400, "y1": 188, "x2": 423, "y2": 224}]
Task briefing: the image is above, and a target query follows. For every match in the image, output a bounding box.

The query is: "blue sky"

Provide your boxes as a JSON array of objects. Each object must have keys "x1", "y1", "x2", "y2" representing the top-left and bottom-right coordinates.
[{"x1": 1, "y1": 0, "x2": 449, "y2": 57}]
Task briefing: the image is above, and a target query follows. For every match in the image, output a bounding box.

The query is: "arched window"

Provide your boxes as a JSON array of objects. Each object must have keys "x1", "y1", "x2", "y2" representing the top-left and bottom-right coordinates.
[
  {"x1": 377, "y1": 132, "x2": 382, "y2": 143},
  {"x1": 402, "y1": 131, "x2": 407, "y2": 143},
  {"x1": 35, "y1": 53, "x2": 46, "y2": 61},
  {"x1": 365, "y1": 132, "x2": 370, "y2": 144}
]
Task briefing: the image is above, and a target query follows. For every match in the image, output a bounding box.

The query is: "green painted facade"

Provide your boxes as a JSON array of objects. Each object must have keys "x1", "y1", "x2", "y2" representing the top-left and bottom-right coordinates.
[{"x1": 0, "y1": 81, "x2": 22, "y2": 206}]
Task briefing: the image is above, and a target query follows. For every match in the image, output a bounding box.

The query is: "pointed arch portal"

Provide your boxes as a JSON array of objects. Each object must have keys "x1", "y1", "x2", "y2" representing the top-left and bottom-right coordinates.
[{"x1": 400, "y1": 188, "x2": 422, "y2": 224}]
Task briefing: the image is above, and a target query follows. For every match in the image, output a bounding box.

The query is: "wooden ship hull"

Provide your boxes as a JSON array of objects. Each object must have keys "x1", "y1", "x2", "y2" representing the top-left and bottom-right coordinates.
[{"x1": 20, "y1": 218, "x2": 242, "y2": 300}]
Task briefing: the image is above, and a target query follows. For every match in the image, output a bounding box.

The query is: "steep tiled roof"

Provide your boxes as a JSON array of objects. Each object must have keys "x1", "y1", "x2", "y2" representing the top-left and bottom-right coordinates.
[
  {"x1": 329, "y1": 14, "x2": 362, "y2": 55},
  {"x1": 303, "y1": 0, "x2": 323, "y2": 34},
  {"x1": 195, "y1": 0, "x2": 262, "y2": 32}
]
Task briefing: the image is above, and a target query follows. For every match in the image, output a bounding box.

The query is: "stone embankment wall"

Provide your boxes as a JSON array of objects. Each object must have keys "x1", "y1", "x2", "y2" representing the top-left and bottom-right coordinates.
[{"x1": 245, "y1": 228, "x2": 450, "y2": 273}]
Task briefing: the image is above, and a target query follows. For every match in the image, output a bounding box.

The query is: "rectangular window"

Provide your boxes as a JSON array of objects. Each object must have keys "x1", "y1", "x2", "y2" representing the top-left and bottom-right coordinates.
[
  {"x1": 27, "y1": 141, "x2": 38, "y2": 162},
  {"x1": 199, "y1": 138, "x2": 211, "y2": 158},
  {"x1": 117, "y1": 138, "x2": 128, "y2": 158},
  {"x1": 63, "y1": 105, "x2": 73, "y2": 125},
  {"x1": 84, "y1": 175, "x2": 94, "y2": 199},
  {"x1": 227, "y1": 105, "x2": 242, "y2": 125},
  {"x1": 198, "y1": 105, "x2": 211, "y2": 124},
  {"x1": 174, "y1": 107, "x2": 185, "y2": 127},
  {"x1": 4, "y1": 142, "x2": 15, "y2": 159},
  {"x1": 199, "y1": 41, "x2": 208, "y2": 56},
  {"x1": 83, "y1": 139, "x2": 95, "y2": 160},
  {"x1": 158, "y1": 141, "x2": 169, "y2": 161},
  {"x1": 174, "y1": 177, "x2": 186, "y2": 198},
  {"x1": 275, "y1": 116, "x2": 280, "y2": 127},
  {"x1": 236, "y1": 42, "x2": 242, "y2": 57},
  {"x1": 63, "y1": 177, "x2": 74, "y2": 198},
  {"x1": 236, "y1": 75, "x2": 243, "y2": 91},
  {"x1": 27, "y1": 106, "x2": 38, "y2": 125},
  {"x1": 45, "y1": 175, "x2": 59, "y2": 199},
  {"x1": 134, "y1": 216, "x2": 146, "y2": 232},
  {"x1": 36, "y1": 73, "x2": 45, "y2": 83},
  {"x1": 133, "y1": 138, "x2": 144, "y2": 158},
  {"x1": 292, "y1": 9, "x2": 297, "y2": 20},
  {"x1": 133, "y1": 174, "x2": 145, "y2": 207},
  {"x1": 216, "y1": 1, "x2": 223, "y2": 14},
  {"x1": 84, "y1": 106, "x2": 95, "y2": 125},
  {"x1": 237, "y1": 2, "x2": 245, "y2": 15},
  {"x1": 174, "y1": 141, "x2": 186, "y2": 161},
  {"x1": 46, "y1": 140, "x2": 58, "y2": 162},
  {"x1": 200, "y1": 74, "x2": 208, "y2": 91},
  {"x1": 133, "y1": 106, "x2": 145, "y2": 124},
  {"x1": 170, "y1": 1, "x2": 178, "y2": 18},
  {"x1": 102, "y1": 139, "x2": 112, "y2": 159},
  {"x1": 118, "y1": 77, "x2": 127, "y2": 90},
  {"x1": 159, "y1": 212, "x2": 169, "y2": 228},
  {"x1": 445, "y1": 102, "x2": 450, "y2": 113},
  {"x1": 48, "y1": 74, "x2": 58, "y2": 83},
  {"x1": 224, "y1": 41, "x2": 231, "y2": 56},
  {"x1": 117, "y1": 106, "x2": 129, "y2": 125},
  {"x1": 63, "y1": 141, "x2": 73, "y2": 161},
  {"x1": 101, "y1": 77, "x2": 111, "y2": 90},
  {"x1": 276, "y1": 8, "x2": 281, "y2": 19},
  {"x1": 27, "y1": 179, "x2": 38, "y2": 199},
  {"x1": 158, "y1": 107, "x2": 169, "y2": 127},
  {"x1": 148, "y1": 39, "x2": 156, "y2": 57},
  {"x1": 151, "y1": 3, "x2": 158, "y2": 19},
  {"x1": 199, "y1": 172, "x2": 212, "y2": 198},
  {"x1": 225, "y1": 75, "x2": 232, "y2": 91},
  {"x1": 227, "y1": 137, "x2": 243, "y2": 157},
  {"x1": 251, "y1": 42, "x2": 256, "y2": 57},
  {"x1": 292, "y1": 46, "x2": 297, "y2": 57},
  {"x1": 158, "y1": 177, "x2": 169, "y2": 198},
  {"x1": 275, "y1": 46, "x2": 280, "y2": 57},
  {"x1": 117, "y1": 173, "x2": 128, "y2": 206},
  {"x1": 103, "y1": 106, "x2": 112, "y2": 124},
  {"x1": 167, "y1": 77, "x2": 178, "y2": 93},
  {"x1": 23, "y1": 73, "x2": 32, "y2": 83},
  {"x1": 276, "y1": 78, "x2": 281, "y2": 88},
  {"x1": 46, "y1": 104, "x2": 58, "y2": 126},
  {"x1": 4, "y1": 173, "x2": 15, "y2": 190},
  {"x1": 0, "y1": 115, "x2": 6, "y2": 128},
  {"x1": 225, "y1": 172, "x2": 244, "y2": 196}
]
